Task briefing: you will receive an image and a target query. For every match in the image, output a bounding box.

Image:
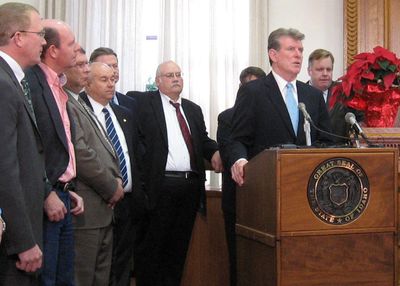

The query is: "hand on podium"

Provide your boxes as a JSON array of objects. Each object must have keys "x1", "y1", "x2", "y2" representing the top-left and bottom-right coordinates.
[{"x1": 231, "y1": 159, "x2": 248, "y2": 186}]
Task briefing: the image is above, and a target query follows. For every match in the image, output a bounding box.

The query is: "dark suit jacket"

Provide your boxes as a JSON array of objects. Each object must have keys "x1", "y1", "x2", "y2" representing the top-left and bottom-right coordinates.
[
  {"x1": 0, "y1": 58, "x2": 46, "y2": 256},
  {"x1": 229, "y1": 72, "x2": 333, "y2": 163},
  {"x1": 134, "y1": 91, "x2": 218, "y2": 211},
  {"x1": 25, "y1": 65, "x2": 71, "y2": 186},
  {"x1": 217, "y1": 108, "x2": 236, "y2": 214}
]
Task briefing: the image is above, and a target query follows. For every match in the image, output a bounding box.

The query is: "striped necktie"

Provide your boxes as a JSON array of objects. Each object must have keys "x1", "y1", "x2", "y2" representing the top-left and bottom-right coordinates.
[
  {"x1": 285, "y1": 83, "x2": 299, "y2": 135},
  {"x1": 102, "y1": 108, "x2": 128, "y2": 187}
]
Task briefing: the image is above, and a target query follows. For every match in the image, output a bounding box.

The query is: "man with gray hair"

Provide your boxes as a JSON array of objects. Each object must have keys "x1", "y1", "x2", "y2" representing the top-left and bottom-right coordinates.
[
  {"x1": 229, "y1": 28, "x2": 333, "y2": 186},
  {"x1": 0, "y1": 3, "x2": 47, "y2": 285}
]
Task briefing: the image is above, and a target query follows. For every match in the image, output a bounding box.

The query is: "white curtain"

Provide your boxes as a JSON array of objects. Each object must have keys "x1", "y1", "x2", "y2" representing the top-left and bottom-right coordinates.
[{"x1": 31, "y1": 0, "x2": 268, "y2": 187}]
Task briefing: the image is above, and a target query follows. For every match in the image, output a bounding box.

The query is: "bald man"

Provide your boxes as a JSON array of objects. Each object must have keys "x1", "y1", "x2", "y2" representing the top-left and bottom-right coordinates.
[{"x1": 25, "y1": 19, "x2": 83, "y2": 285}]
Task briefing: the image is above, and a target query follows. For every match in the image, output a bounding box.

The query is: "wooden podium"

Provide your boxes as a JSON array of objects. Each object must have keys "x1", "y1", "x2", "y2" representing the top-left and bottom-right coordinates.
[{"x1": 236, "y1": 148, "x2": 398, "y2": 286}]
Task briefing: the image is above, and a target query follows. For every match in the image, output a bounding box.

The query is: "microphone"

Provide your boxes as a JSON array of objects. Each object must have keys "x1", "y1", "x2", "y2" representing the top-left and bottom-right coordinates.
[
  {"x1": 345, "y1": 112, "x2": 373, "y2": 146},
  {"x1": 298, "y1": 102, "x2": 313, "y2": 123},
  {"x1": 297, "y1": 102, "x2": 353, "y2": 145},
  {"x1": 345, "y1": 112, "x2": 365, "y2": 136}
]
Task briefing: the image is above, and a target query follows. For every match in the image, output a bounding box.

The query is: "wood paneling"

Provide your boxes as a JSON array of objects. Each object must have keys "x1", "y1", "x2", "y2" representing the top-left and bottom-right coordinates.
[
  {"x1": 181, "y1": 190, "x2": 229, "y2": 286},
  {"x1": 236, "y1": 148, "x2": 398, "y2": 285},
  {"x1": 345, "y1": 0, "x2": 400, "y2": 67}
]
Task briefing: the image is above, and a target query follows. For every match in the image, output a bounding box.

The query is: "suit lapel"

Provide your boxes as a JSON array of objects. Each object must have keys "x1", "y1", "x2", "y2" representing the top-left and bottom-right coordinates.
[
  {"x1": 0, "y1": 58, "x2": 38, "y2": 129},
  {"x1": 152, "y1": 92, "x2": 168, "y2": 146},
  {"x1": 264, "y1": 74, "x2": 297, "y2": 138},
  {"x1": 34, "y1": 66, "x2": 69, "y2": 151},
  {"x1": 296, "y1": 82, "x2": 308, "y2": 142},
  {"x1": 72, "y1": 95, "x2": 117, "y2": 158}
]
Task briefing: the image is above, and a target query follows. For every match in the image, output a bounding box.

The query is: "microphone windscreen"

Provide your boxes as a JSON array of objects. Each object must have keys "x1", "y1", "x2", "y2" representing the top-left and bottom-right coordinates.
[{"x1": 345, "y1": 112, "x2": 356, "y2": 124}]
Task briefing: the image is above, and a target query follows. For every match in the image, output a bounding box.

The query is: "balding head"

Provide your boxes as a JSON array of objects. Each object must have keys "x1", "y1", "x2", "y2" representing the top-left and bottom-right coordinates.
[
  {"x1": 86, "y1": 62, "x2": 115, "y2": 106},
  {"x1": 41, "y1": 19, "x2": 78, "y2": 74},
  {"x1": 155, "y1": 60, "x2": 183, "y2": 101}
]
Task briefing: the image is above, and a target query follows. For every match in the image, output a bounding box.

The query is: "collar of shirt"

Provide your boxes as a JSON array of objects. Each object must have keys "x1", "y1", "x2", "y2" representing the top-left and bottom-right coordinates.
[
  {"x1": 160, "y1": 91, "x2": 182, "y2": 105},
  {"x1": 64, "y1": 88, "x2": 79, "y2": 101},
  {"x1": 39, "y1": 63, "x2": 67, "y2": 88},
  {"x1": 0, "y1": 51, "x2": 25, "y2": 83},
  {"x1": 88, "y1": 95, "x2": 109, "y2": 118},
  {"x1": 272, "y1": 69, "x2": 298, "y2": 100}
]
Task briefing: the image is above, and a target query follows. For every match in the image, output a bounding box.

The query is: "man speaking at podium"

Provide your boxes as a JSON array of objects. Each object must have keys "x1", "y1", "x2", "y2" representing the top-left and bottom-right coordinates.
[{"x1": 229, "y1": 28, "x2": 333, "y2": 186}]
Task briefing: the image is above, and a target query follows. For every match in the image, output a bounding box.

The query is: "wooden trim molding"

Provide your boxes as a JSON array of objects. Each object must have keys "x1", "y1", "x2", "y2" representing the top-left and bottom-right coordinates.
[{"x1": 344, "y1": 0, "x2": 358, "y2": 67}]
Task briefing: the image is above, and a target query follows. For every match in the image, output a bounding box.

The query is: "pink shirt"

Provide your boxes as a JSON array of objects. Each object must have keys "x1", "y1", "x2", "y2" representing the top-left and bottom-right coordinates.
[{"x1": 39, "y1": 63, "x2": 76, "y2": 182}]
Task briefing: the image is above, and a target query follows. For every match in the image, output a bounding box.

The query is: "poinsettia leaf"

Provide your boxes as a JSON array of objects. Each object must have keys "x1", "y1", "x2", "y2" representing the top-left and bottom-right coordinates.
[
  {"x1": 383, "y1": 73, "x2": 396, "y2": 89},
  {"x1": 388, "y1": 64, "x2": 397, "y2": 73},
  {"x1": 361, "y1": 70, "x2": 375, "y2": 80},
  {"x1": 378, "y1": 60, "x2": 390, "y2": 70}
]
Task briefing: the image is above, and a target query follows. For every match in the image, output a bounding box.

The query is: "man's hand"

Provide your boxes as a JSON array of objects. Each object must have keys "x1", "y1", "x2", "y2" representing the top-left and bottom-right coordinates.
[
  {"x1": 69, "y1": 191, "x2": 84, "y2": 216},
  {"x1": 16, "y1": 244, "x2": 42, "y2": 272},
  {"x1": 231, "y1": 159, "x2": 248, "y2": 186},
  {"x1": 44, "y1": 191, "x2": 67, "y2": 221},
  {"x1": 108, "y1": 178, "x2": 124, "y2": 209},
  {"x1": 211, "y1": 151, "x2": 224, "y2": 173}
]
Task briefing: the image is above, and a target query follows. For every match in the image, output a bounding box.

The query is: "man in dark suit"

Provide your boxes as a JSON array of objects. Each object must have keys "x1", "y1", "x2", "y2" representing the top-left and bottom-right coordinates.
[
  {"x1": 130, "y1": 60, "x2": 222, "y2": 286},
  {"x1": 217, "y1": 66, "x2": 266, "y2": 286},
  {"x1": 307, "y1": 49, "x2": 363, "y2": 144},
  {"x1": 230, "y1": 28, "x2": 333, "y2": 186},
  {"x1": 25, "y1": 19, "x2": 83, "y2": 286},
  {"x1": 0, "y1": 3, "x2": 47, "y2": 285},
  {"x1": 78, "y1": 62, "x2": 145, "y2": 286}
]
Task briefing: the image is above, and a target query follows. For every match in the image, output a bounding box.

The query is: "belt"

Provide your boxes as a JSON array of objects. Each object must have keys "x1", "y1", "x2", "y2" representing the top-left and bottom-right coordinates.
[
  {"x1": 164, "y1": 171, "x2": 198, "y2": 179},
  {"x1": 53, "y1": 181, "x2": 75, "y2": 192}
]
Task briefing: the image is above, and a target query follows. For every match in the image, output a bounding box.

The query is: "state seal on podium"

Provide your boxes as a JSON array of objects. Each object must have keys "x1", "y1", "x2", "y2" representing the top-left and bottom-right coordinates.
[{"x1": 307, "y1": 157, "x2": 370, "y2": 225}]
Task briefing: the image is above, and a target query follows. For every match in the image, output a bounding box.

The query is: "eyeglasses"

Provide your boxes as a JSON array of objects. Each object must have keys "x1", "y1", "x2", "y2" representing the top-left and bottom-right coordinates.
[
  {"x1": 10, "y1": 30, "x2": 46, "y2": 38},
  {"x1": 161, "y1": 72, "x2": 183, "y2": 79},
  {"x1": 75, "y1": 62, "x2": 89, "y2": 69}
]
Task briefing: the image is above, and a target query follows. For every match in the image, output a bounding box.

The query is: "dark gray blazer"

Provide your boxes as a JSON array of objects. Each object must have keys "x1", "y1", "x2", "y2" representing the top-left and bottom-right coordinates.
[{"x1": 0, "y1": 58, "x2": 46, "y2": 257}]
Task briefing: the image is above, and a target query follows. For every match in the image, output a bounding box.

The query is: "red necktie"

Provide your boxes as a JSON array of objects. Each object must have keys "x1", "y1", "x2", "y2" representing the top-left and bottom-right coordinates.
[{"x1": 170, "y1": 101, "x2": 196, "y2": 170}]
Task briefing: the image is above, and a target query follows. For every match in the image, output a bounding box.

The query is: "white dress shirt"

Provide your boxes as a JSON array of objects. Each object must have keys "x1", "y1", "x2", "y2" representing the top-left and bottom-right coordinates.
[
  {"x1": 160, "y1": 92, "x2": 192, "y2": 172},
  {"x1": 89, "y1": 97, "x2": 133, "y2": 192}
]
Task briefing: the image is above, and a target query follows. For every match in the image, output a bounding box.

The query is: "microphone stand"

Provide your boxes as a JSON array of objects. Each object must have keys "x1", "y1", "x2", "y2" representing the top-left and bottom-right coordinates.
[
  {"x1": 351, "y1": 129, "x2": 361, "y2": 148},
  {"x1": 303, "y1": 120, "x2": 311, "y2": 146}
]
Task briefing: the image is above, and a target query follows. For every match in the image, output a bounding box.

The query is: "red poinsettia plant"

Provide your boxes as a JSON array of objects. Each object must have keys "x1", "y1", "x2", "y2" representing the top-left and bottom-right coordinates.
[{"x1": 330, "y1": 46, "x2": 400, "y2": 127}]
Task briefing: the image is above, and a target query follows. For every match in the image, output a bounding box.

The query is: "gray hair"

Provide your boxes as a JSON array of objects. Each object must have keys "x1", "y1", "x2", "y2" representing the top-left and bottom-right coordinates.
[{"x1": 267, "y1": 28, "x2": 305, "y2": 65}]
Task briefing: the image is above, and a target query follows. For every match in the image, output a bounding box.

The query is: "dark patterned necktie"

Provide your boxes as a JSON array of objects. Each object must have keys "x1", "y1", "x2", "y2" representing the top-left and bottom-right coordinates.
[
  {"x1": 169, "y1": 101, "x2": 196, "y2": 170},
  {"x1": 21, "y1": 78, "x2": 37, "y2": 123},
  {"x1": 102, "y1": 108, "x2": 128, "y2": 187}
]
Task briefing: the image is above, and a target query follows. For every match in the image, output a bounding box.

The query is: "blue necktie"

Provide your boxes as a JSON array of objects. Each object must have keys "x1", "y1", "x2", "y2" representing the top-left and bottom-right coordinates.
[
  {"x1": 285, "y1": 83, "x2": 299, "y2": 135},
  {"x1": 102, "y1": 108, "x2": 128, "y2": 187}
]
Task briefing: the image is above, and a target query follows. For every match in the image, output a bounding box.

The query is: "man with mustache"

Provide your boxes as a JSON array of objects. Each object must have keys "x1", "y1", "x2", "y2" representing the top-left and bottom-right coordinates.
[
  {"x1": 229, "y1": 28, "x2": 333, "y2": 186},
  {"x1": 132, "y1": 60, "x2": 222, "y2": 286}
]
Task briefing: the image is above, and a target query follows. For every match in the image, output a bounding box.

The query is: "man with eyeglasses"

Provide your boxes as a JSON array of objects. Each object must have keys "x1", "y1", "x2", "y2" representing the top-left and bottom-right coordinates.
[
  {"x1": 64, "y1": 46, "x2": 90, "y2": 100},
  {"x1": 133, "y1": 60, "x2": 223, "y2": 286},
  {"x1": 25, "y1": 19, "x2": 84, "y2": 286},
  {"x1": 0, "y1": 3, "x2": 47, "y2": 285}
]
